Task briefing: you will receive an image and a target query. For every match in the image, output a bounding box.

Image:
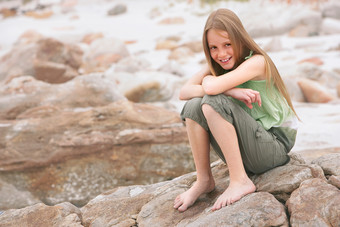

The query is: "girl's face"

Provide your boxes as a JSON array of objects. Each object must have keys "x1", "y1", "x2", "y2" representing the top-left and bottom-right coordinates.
[{"x1": 207, "y1": 28, "x2": 235, "y2": 70}]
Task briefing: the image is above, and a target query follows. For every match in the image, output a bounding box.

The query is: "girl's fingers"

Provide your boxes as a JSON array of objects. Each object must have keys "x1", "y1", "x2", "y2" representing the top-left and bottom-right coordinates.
[
  {"x1": 250, "y1": 90, "x2": 261, "y2": 107},
  {"x1": 255, "y1": 92, "x2": 261, "y2": 106}
]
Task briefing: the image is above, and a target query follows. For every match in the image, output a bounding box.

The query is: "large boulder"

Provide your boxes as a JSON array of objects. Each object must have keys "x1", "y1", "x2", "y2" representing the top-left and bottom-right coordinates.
[
  {"x1": 312, "y1": 153, "x2": 340, "y2": 176},
  {"x1": 251, "y1": 156, "x2": 325, "y2": 202},
  {"x1": 297, "y1": 78, "x2": 336, "y2": 103},
  {"x1": 241, "y1": 4, "x2": 322, "y2": 37},
  {"x1": 0, "y1": 179, "x2": 40, "y2": 210},
  {"x1": 286, "y1": 178, "x2": 340, "y2": 227},
  {"x1": 81, "y1": 160, "x2": 289, "y2": 227},
  {"x1": 1, "y1": 152, "x2": 340, "y2": 226},
  {"x1": 322, "y1": 1, "x2": 340, "y2": 20},
  {"x1": 0, "y1": 37, "x2": 83, "y2": 83},
  {"x1": 105, "y1": 71, "x2": 185, "y2": 103},
  {"x1": 0, "y1": 74, "x2": 125, "y2": 120},
  {"x1": 0, "y1": 100, "x2": 193, "y2": 208},
  {"x1": 82, "y1": 38, "x2": 129, "y2": 73},
  {"x1": 79, "y1": 152, "x2": 340, "y2": 226},
  {"x1": 0, "y1": 202, "x2": 82, "y2": 227}
]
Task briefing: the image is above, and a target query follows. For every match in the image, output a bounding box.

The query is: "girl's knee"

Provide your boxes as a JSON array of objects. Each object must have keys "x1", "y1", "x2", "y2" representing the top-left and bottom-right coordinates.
[
  {"x1": 185, "y1": 97, "x2": 203, "y2": 111},
  {"x1": 181, "y1": 98, "x2": 208, "y2": 129},
  {"x1": 202, "y1": 94, "x2": 233, "y2": 116},
  {"x1": 202, "y1": 103, "x2": 216, "y2": 118}
]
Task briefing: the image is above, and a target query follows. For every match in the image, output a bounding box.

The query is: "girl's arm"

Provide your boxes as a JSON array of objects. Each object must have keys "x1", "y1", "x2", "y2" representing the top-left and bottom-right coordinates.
[
  {"x1": 179, "y1": 64, "x2": 211, "y2": 100},
  {"x1": 202, "y1": 55, "x2": 266, "y2": 95}
]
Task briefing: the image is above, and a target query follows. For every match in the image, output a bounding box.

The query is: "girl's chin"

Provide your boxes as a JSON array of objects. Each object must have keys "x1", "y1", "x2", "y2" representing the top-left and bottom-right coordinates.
[{"x1": 219, "y1": 64, "x2": 234, "y2": 70}]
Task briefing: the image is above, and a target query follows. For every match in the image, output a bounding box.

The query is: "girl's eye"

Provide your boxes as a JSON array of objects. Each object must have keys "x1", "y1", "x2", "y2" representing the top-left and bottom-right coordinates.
[
  {"x1": 225, "y1": 43, "x2": 231, "y2": 47},
  {"x1": 210, "y1": 46, "x2": 216, "y2": 50}
]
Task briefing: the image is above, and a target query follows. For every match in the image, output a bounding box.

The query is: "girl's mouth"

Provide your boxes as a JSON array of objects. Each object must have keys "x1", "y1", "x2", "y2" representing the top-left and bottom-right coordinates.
[{"x1": 220, "y1": 57, "x2": 232, "y2": 63}]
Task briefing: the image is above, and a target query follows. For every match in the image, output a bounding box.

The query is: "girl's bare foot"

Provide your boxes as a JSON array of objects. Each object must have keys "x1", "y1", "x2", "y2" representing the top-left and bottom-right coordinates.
[
  {"x1": 174, "y1": 179, "x2": 215, "y2": 212},
  {"x1": 211, "y1": 177, "x2": 256, "y2": 211}
]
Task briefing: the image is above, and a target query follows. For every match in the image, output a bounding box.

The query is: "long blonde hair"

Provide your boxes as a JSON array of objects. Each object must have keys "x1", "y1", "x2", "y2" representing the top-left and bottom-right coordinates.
[{"x1": 203, "y1": 8, "x2": 298, "y2": 118}]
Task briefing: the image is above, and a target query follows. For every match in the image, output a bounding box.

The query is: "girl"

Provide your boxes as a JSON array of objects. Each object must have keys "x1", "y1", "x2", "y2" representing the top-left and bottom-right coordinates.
[{"x1": 173, "y1": 8, "x2": 298, "y2": 212}]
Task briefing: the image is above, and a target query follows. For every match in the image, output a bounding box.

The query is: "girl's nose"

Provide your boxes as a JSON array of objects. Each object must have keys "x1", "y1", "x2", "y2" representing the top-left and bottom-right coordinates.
[{"x1": 218, "y1": 49, "x2": 227, "y2": 58}]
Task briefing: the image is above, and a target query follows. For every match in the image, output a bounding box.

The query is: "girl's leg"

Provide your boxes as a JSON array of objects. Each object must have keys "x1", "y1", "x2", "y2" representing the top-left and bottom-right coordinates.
[
  {"x1": 202, "y1": 104, "x2": 256, "y2": 211},
  {"x1": 173, "y1": 118, "x2": 215, "y2": 212}
]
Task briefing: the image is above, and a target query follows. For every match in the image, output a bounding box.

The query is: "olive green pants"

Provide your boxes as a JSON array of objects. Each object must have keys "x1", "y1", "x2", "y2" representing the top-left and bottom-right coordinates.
[{"x1": 180, "y1": 94, "x2": 290, "y2": 174}]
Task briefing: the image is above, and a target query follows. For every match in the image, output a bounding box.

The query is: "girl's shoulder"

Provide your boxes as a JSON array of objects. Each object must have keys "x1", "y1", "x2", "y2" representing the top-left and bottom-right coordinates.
[
  {"x1": 246, "y1": 54, "x2": 265, "y2": 65},
  {"x1": 242, "y1": 54, "x2": 266, "y2": 81}
]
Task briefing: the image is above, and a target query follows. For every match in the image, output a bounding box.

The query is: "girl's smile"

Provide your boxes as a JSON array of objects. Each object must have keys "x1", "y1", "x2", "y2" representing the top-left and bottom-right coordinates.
[{"x1": 207, "y1": 29, "x2": 235, "y2": 70}]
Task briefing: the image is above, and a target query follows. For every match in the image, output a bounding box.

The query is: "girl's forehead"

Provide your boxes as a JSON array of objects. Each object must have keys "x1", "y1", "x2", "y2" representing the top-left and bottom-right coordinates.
[{"x1": 207, "y1": 29, "x2": 230, "y2": 41}]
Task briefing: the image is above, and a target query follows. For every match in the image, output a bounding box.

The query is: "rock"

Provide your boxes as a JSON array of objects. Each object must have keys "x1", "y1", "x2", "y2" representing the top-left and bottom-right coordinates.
[
  {"x1": 149, "y1": 7, "x2": 162, "y2": 19},
  {"x1": 286, "y1": 178, "x2": 340, "y2": 227},
  {"x1": 14, "y1": 30, "x2": 43, "y2": 45},
  {"x1": 297, "y1": 78, "x2": 335, "y2": 103},
  {"x1": 0, "y1": 100, "x2": 192, "y2": 207},
  {"x1": 81, "y1": 160, "x2": 290, "y2": 226},
  {"x1": 24, "y1": 9, "x2": 54, "y2": 19},
  {"x1": 105, "y1": 71, "x2": 184, "y2": 103},
  {"x1": 251, "y1": 156, "x2": 325, "y2": 202},
  {"x1": 107, "y1": 4, "x2": 127, "y2": 16},
  {"x1": 33, "y1": 60, "x2": 72, "y2": 83},
  {"x1": 114, "y1": 56, "x2": 151, "y2": 73},
  {"x1": 36, "y1": 38, "x2": 82, "y2": 71},
  {"x1": 81, "y1": 183, "x2": 163, "y2": 226},
  {"x1": 60, "y1": 0, "x2": 78, "y2": 14},
  {"x1": 124, "y1": 81, "x2": 161, "y2": 102},
  {"x1": 168, "y1": 47, "x2": 194, "y2": 62},
  {"x1": 0, "y1": 37, "x2": 83, "y2": 83},
  {"x1": 321, "y1": 18, "x2": 340, "y2": 35},
  {"x1": 289, "y1": 24, "x2": 311, "y2": 37},
  {"x1": 298, "y1": 57, "x2": 324, "y2": 66},
  {"x1": 318, "y1": 70, "x2": 340, "y2": 89},
  {"x1": 322, "y1": 2, "x2": 340, "y2": 20},
  {"x1": 155, "y1": 40, "x2": 178, "y2": 50},
  {"x1": 312, "y1": 153, "x2": 340, "y2": 176},
  {"x1": 263, "y1": 37, "x2": 283, "y2": 52},
  {"x1": 0, "y1": 202, "x2": 82, "y2": 227},
  {"x1": 82, "y1": 38, "x2": 129, "y2": 73},
  {"x1": 0, "y1": 8, "x2": 17, "y2": 18},
  {"x1": 329, "y1": 175, "x2": 340, "y2": 189},
  {"x1": 175, "y1": 193, "x2": 288, "y2": 227},
  {"x1": 291, "y1": 147, "x2": 340, "y2": 164},
  {"x1": 297, "y1": 63, "x2": 323, "y2": 80},
  {"x1": 1, "y1": 152, "x2": 340, "y2": 225},
  {"x1": 81, "y1": 32, "x2": 104, "y2": 45},
  {"x1": 288, "y1": 10, "x2": 321, "y2": 37},
  {"x1": 180, "y1": 40, "x2": 203, "y2": 53},
  {"x1": 243, "y1": 5, "x2": 322, "y2": 38},
  {"x1": 158, "y1": 17, "x2": 185, "y2": 25},
  {"x1": 159, "y1": 60, "x2": 186, "y2": 77},
  {"x1": 0, "y1": 74, "x2": 125, "y2": 120},
  {"x1": 0, "y1": 179, "x2": 40, "y2": 210},
  {"x1": 282, "y1": 76, "x2": 306, "y2": 102}
]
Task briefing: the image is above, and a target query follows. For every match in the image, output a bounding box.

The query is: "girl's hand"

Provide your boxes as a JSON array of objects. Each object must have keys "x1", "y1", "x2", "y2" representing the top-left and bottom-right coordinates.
[{"x1": 225, "y1": 88, "x2": 261, "y2": 109}]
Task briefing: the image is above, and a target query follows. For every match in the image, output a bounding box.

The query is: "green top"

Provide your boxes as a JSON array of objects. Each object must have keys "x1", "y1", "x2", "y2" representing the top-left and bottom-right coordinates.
[
  {"x1": 235, "y1": 80, "x2": 293, "y2": 130},
  {"x1": 234, "y1": 80, "x2": 298, "y2": 151}
]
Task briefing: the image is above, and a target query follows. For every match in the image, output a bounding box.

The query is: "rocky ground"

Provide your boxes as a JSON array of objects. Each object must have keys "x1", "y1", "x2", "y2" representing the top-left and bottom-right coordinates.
[{"x1": 0, "y1": 0, "x2": 340, "y2": 226}]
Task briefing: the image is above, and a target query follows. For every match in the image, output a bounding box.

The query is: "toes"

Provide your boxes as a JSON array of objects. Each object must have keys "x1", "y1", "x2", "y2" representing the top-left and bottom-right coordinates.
[
  {"x1": 174, "y1": 196, "x2": 180, "y2": 204},
  {"x1": 222, "y1": 199, "x2": 227, "y2": 208},
  {"x1": 227, "y1": 198, "x2": 232, "y2": 206},
  {"x1": 174, "y1": 200, "x2": 183, "y2": 209},
  {"x1": 173, "y1": 197, "x2": 183, "y2": 209},
  {"x1": 212, "y1": 199, "x2": 223, "y2": 211},
  {"x1": 178, "y1": 204, "x2": 188, "y2": 212}
]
